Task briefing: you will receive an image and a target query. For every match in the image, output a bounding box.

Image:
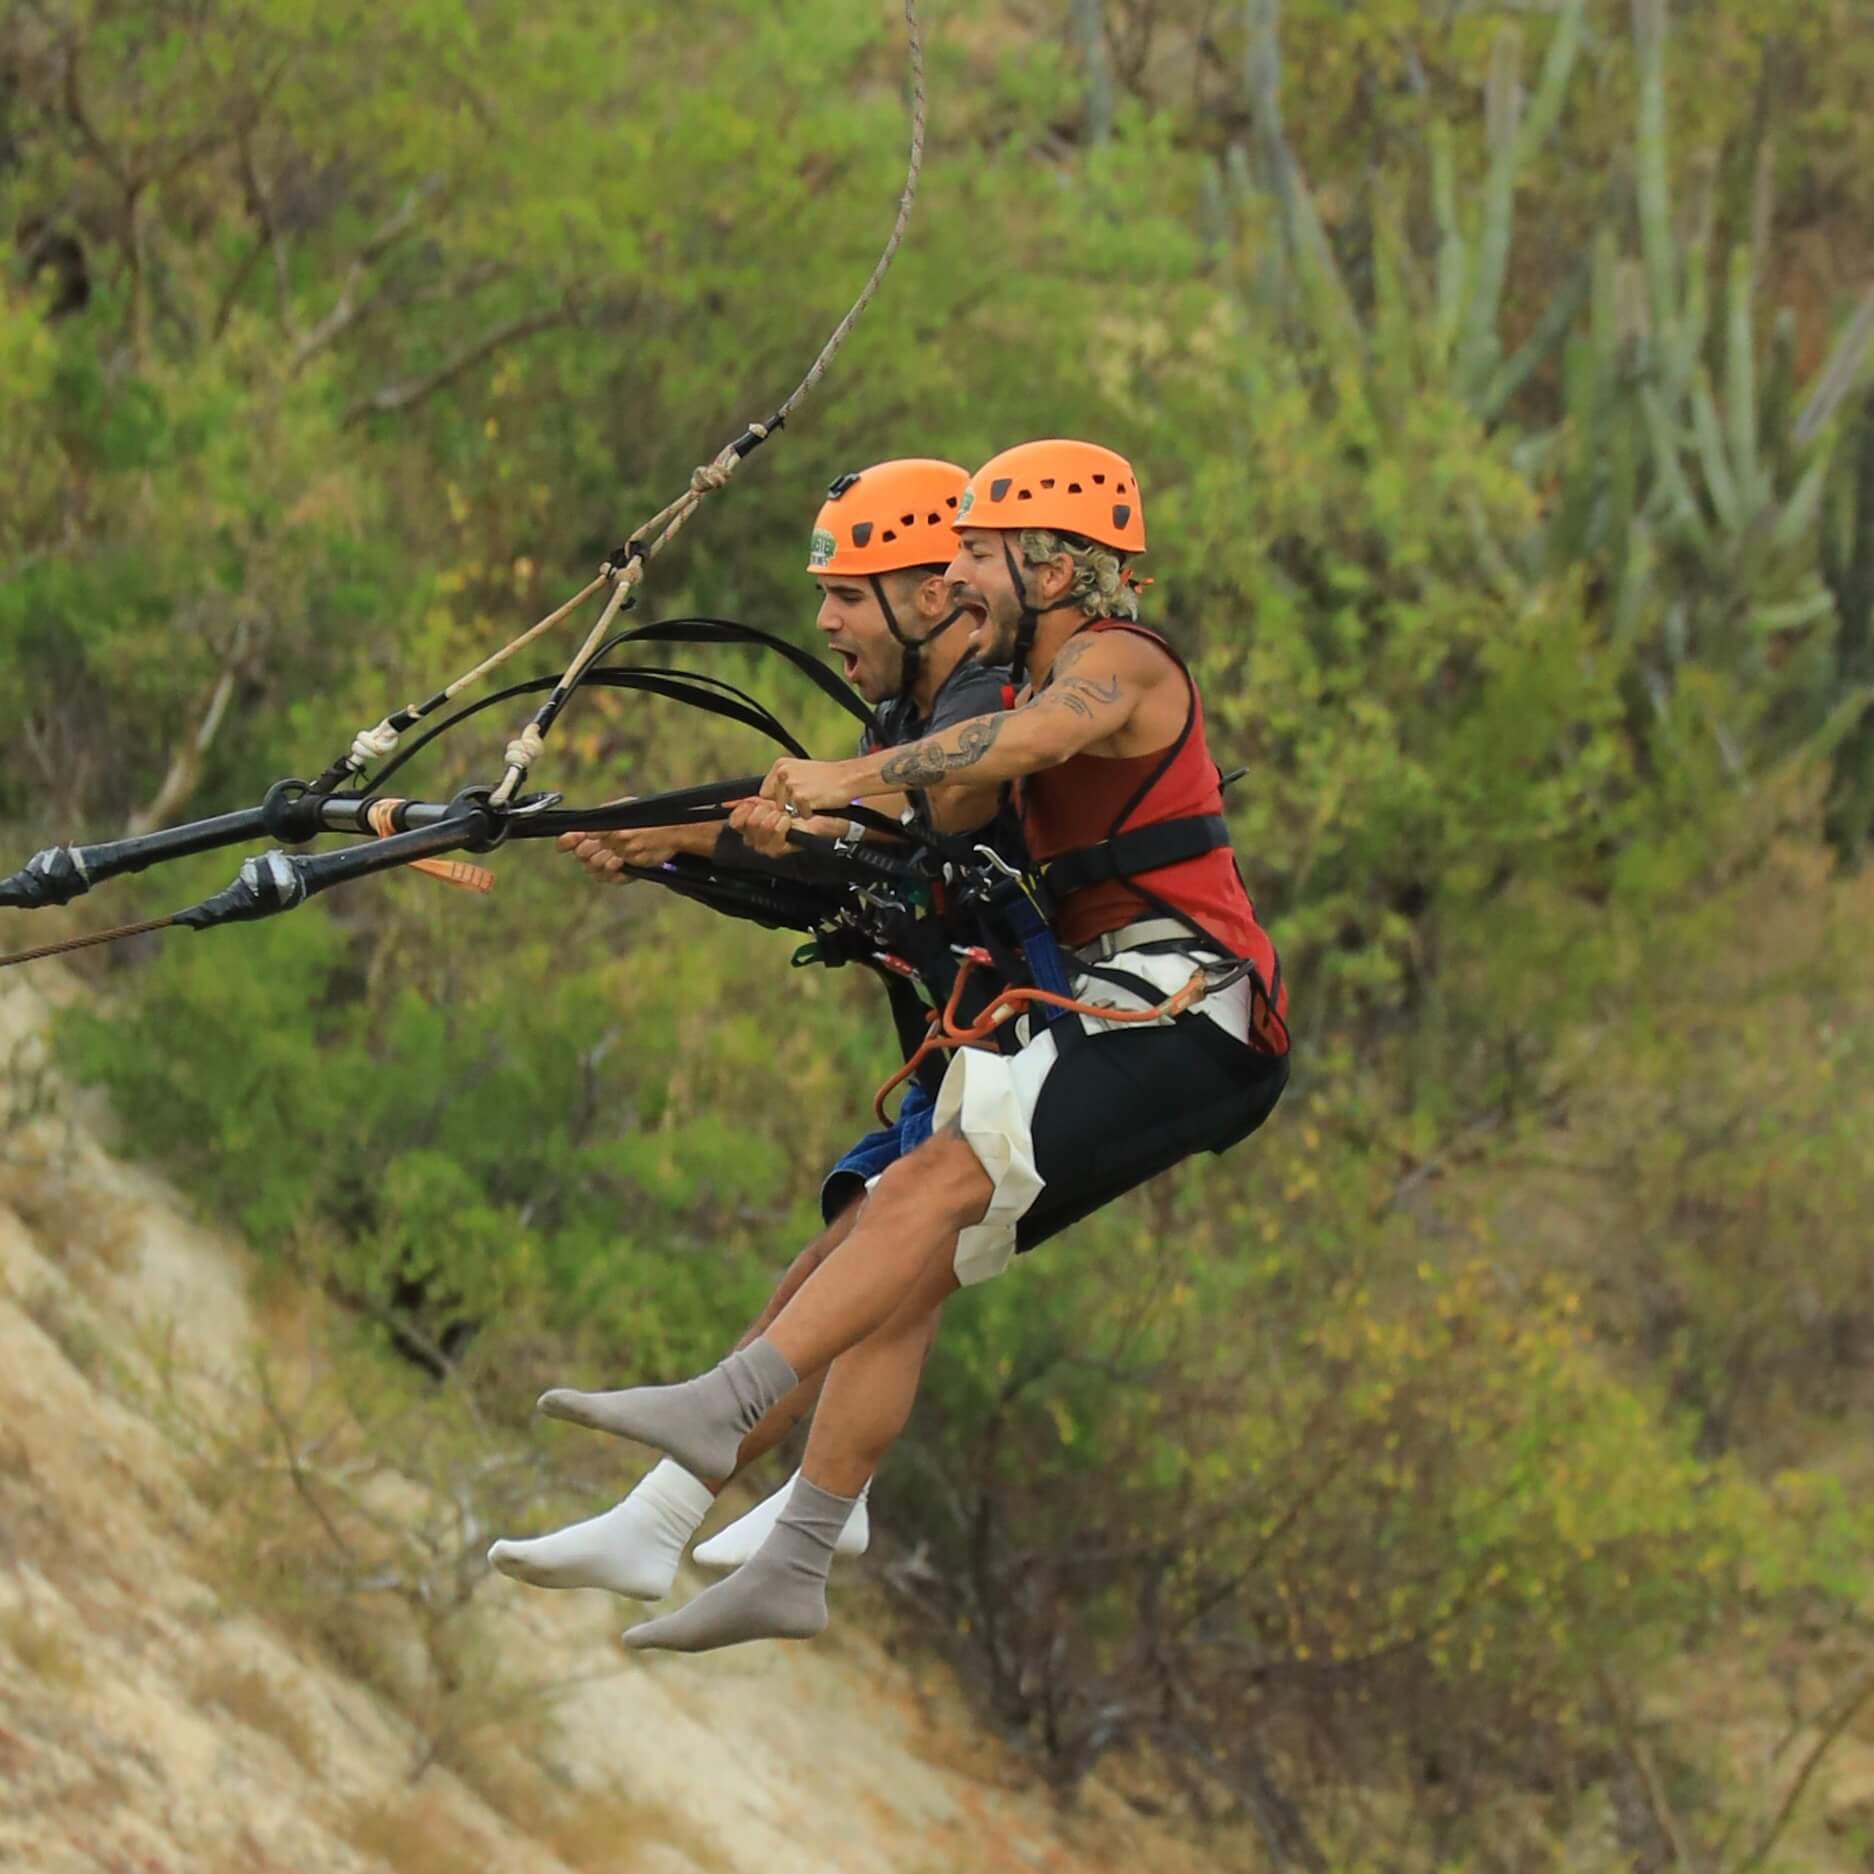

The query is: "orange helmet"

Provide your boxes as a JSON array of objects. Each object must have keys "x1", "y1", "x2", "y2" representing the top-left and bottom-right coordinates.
[
  {"x1": 806, "y1": 458, "x2": 969, "y2": 577},
  {"x1": 952, "y1": 440, "x2": 1146, "y2": 556}
]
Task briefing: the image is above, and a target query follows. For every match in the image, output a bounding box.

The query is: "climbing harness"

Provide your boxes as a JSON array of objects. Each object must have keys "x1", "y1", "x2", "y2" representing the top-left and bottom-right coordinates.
[{"x1": 867, "y1": 943, "x2": 1229, "y2": 1125}]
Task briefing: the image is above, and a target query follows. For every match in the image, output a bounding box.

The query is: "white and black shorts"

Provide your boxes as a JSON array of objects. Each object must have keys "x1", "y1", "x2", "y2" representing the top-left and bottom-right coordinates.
[{"x1": 931, "y1": 947, "x2": 1289, "y2": 1285}]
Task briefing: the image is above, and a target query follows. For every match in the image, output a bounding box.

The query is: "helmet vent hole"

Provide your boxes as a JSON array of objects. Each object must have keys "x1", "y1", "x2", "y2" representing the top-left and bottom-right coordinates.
[
  {"x1": 1039, "y1": 478, "x2": 1055, "y2": 490},
  {"x1": 990, "y1": 478, "x2": 1012, "y2": 501},
  {"x1": 945, "y1": 495, "x2": 958, "y2": 508},
  {"x1": 1117, "y1": 481, "x2": 1130, "y2": 494},
  {"x1": 901, "y1": 513, "x2": 916, "y2": 527},
  {"x1": 1092, "y1": 473, "x2": 1106, "y2": 485},
  {"x1": 1112, "y1": 503, "x2": 1132, "y2": 531},
  {"x1": 926, "y1": 512, "x2": 940, "y2": 524},
  {"x1": 1067, "y1": 481, "x2": 1083, "y2": 494},
  {"x1": 881, "y1": 527, "x2": 898, "y2": 543},
  {"x1": 851, "y1": 521, "x2": 874, "y2": 547},
  {"x1": 1017, "y1": 488, "x2": 1032, "y2": 500}
]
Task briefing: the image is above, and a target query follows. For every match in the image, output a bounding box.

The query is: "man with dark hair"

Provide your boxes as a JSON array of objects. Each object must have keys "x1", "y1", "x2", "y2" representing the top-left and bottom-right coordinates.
[{"x1": 489, "y1": 458, "x2": 1010, "y2": 1597}]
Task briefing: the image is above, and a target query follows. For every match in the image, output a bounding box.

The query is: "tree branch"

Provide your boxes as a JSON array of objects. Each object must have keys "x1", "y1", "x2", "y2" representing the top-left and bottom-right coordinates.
[
  {"x1": 124, "y1": 620, "x2": 253, "y2": 837},
  {"x1": 60, "y1": 36, "x2": 129, "y2": 190},
  {"x1": 239, "y1": 131, "x2": 297, "y2": 336},
  {"x1": 1740, "y1": 1657, "x2": 1874, "y2": 1872},
  {"x1": 1598, "y1": 1666, "x2": 1699, "y2": 1869},
  {"x1": 289, "y1": 179, "x2": 442, "y2": 374},
  {"x1": 340, "y1": 306, "x2": 573, "y2": 425}
]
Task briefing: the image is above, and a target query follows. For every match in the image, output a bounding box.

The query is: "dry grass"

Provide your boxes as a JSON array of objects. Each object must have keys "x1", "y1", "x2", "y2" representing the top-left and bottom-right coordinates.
[
  {"x1": 200, "y1": 1824, "x2": 300, "y2": 1874},
  {"x1": 0, "y1": 1166, "x2": 138, "y2": 1280},
  {"x1": 0, "y1": 1604, "x2": 85, "y2": 1686},
  {"x1": 542, "y1": 1789, "x2": 724, "y2": 1874},
  {"x1": 191, "y1": 1658, "x2": 322, "y2": 1774},
  {"x1": 0, "y1": 1428, "x2": 35, "y2": 1481},
  {"x1": 20, "y1": 1280, "x2": 107, "y2": 1378},
  {"x1": 429, "y1": 1725, "x2": 560, "y2": 1827},
  {"x1": 340, "y1": 1791, "x2": 491, "y2": 1874},
  {"x1": 428, "y1": 1729, "x2": 722, "y2": 1874}
]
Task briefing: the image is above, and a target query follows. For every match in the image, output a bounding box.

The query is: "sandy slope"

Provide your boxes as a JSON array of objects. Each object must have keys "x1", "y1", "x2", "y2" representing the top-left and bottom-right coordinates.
[{"x1": 0, "y1": 971, "x2": 1223, "y2": 1874}]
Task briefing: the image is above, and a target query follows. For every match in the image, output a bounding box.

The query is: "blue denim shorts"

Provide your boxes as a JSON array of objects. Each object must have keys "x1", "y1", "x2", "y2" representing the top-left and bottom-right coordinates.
[{"x1": 820, "y1": 1078, "x2": 937, "y2": 1223}]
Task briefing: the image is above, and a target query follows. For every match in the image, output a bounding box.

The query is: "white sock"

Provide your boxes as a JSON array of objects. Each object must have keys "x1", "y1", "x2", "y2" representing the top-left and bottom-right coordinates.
[
  {"x1": 487, "y1": 1459, "x2": 714, "y2": 1601},
  {"x1": 692, "y1": 1469, "x2": 871, "y2": 1570}
]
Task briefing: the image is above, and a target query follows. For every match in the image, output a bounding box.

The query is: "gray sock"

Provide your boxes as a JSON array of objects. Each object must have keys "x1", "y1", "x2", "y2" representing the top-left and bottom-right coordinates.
[
  {"x1": 537, "y1": 1338, "x2": 798, "y2": 1483},
  {"x1": 622, "y1": 1477, "x2": 857, "y2": 1654}
]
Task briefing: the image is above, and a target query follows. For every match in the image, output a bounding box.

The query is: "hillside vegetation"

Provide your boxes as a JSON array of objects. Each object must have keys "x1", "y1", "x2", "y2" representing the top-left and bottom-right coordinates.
[
  {"x1": 7, "y1": 1, "x2": 1874, "y2": 1864},
  {"x1": 0, "y1": 970, "x2": 1230, "y2": 1874}
]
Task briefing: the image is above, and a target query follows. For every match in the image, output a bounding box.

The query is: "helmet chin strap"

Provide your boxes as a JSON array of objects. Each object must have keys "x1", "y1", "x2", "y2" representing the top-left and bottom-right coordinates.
[
  {"x1": 868, "y1": 572, "x2": 964, "y2": 705},
  {"x1": 999, "y1": 537, "x2": 1077, "y2": 690}
]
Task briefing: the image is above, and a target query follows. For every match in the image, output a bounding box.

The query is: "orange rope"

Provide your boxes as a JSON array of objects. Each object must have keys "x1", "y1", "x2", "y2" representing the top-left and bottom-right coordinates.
[
  {"x1": 365, "y1": 800, "x2": 496, "y2": 893},
  {"x1": 870, "y1": 949, "x2": 1212, "y2": 1124}
]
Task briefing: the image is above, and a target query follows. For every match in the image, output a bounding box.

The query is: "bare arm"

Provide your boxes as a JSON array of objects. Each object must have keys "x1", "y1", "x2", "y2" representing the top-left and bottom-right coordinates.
[
  {"x1": 556, "y1": 816, "x2": 721, "y2": 880},
  {"x1": 761, "y1": 635, "x2": 1144, "y2": 814},
  {"x1": 921, "y1": 778, "x2": 1005, "y2": 834}
]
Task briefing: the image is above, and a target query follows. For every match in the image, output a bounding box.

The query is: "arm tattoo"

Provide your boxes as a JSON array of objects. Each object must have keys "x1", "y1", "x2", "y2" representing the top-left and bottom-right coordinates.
[
  {"x1": 1040, "y1": 673, "x2": 1123, "y2": 721},
  {"x1": 879, "y1": 714, "x2": 1005, "y2": 787}
]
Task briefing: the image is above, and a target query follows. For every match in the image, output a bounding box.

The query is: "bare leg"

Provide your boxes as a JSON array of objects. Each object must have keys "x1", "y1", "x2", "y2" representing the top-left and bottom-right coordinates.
[
  {"x1": 540, "y1": 1133, "x2": 987, "y2": 1490},
  {"x1": 763, "y1": 1133, "x2": 989, "y2": 1380},
  {"x1": 492, "y1": 1201, "x2": 864, "y2": 1596},
  {"x1": 622, "y1": 1283, "x2": 950, "y2": 1653},
  {"x1": 734, "y1": 1192, "x2": 861, "y2": 1349},
  {"x1": 695, "y1": 1288, "x2": 944, "y2": 1569},
  {"x1": 714, "y1": 1193, "x2": 863, "y2": 1487},
  {"x1": 797, "y1": 1285, "x2": 948, "y2": 1498}
]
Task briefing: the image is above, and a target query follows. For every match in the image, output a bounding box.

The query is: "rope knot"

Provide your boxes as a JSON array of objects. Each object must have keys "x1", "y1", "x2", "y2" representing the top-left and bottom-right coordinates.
[
  {"x1": 503, "y1": 722, "x2": 546, "y2": 774},
  {"x1": 689, "y1": 456, "x2": 736, "y2": 495},
  {"x1": 350, "y1": 720, "x2": 402, "y2": 768}
]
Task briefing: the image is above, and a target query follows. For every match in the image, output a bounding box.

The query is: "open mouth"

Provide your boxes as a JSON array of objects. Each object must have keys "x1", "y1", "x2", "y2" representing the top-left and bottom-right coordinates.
[{"x1": 836, "y1": 649, "x2": 861, "y2": 682}]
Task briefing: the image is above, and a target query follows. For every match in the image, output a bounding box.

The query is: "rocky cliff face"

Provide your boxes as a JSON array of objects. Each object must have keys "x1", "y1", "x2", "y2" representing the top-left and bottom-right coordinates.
[{"x1": 0, "y1": 970, "x2": 1221, "y2": 1874}]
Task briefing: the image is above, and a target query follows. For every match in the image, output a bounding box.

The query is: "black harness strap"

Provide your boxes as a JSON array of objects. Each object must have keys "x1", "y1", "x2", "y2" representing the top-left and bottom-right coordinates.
[
  {"x1": 998, "y1": 538, "x2": 1064, "y2": 690},
  {"x1": 1024, "y1": 620, "x2": 1290, "y2": 1055},
  {"x1": 1033, "y1": 620, "x2": 1242, "y2": 958},
  {"x1": 614, "y1": 616, "x2": 878, "y2": 737},
  {"x1": 1038, "y1": 813, "x2": 1231, "y2": 897}
]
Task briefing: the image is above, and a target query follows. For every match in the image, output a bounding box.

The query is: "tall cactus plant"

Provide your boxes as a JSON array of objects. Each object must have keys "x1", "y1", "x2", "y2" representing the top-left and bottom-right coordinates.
[
  {"x1": 1233, "y1": 0, "x2": 1874, "y2": 700},
  {"x1": 1822, "y1": 391, "x2": 1874, "y2": 866}
]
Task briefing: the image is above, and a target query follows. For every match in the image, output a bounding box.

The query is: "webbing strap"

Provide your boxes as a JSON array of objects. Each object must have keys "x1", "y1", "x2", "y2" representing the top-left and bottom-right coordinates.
[
  {"x1": 614, "y1": 617, "x2": 877, "y2": 735},
  {"x1": 1038, "y1": 813, "x2": 1230, "y2": 897}
]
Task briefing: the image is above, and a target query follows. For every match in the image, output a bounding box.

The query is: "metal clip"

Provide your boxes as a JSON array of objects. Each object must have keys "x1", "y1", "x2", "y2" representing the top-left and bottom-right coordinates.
[{"x1": 973, "y1": 843, "x2": 1050, "y2": 921}]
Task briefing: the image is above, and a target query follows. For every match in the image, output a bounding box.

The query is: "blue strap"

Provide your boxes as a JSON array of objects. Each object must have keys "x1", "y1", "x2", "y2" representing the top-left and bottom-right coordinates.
[{"x1": 1006, "y1": 891, "x2": 1074, "y2": 1020}]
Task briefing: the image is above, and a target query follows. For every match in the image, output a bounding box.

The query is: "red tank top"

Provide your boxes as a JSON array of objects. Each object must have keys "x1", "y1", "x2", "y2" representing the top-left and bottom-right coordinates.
[{"x1": 1020, "y1": 622, "x2": 1286, "y2": 1023}]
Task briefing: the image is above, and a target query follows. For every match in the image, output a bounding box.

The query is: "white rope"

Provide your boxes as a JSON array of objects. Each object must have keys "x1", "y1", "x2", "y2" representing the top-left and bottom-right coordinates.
[
  {"x1": 350, "y1": 720, "x2": 404, "y2": 766},
  {"x1": 501, "y1": 722, "x2": 546, "y2": 775}
]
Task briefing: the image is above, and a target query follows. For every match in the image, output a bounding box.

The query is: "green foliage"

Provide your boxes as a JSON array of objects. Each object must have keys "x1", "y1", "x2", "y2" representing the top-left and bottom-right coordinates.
[{"x1": 58, "y1": 877, "x2": 856, "y2": 1381}]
